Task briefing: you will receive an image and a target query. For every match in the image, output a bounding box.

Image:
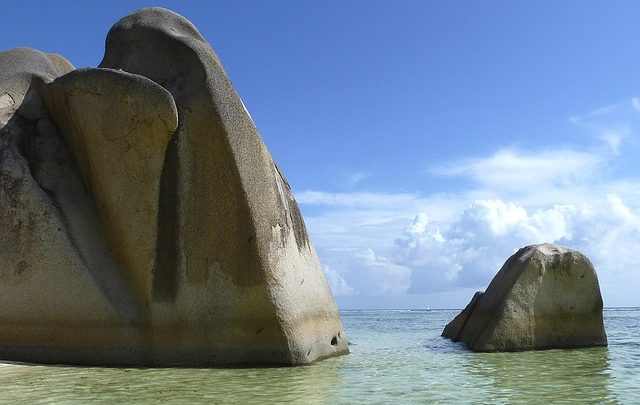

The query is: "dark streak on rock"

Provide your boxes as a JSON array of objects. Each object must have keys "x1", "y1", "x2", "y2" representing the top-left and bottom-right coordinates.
[{"x1": 152, "y1": 128, "x2": 180, "y2": 302}]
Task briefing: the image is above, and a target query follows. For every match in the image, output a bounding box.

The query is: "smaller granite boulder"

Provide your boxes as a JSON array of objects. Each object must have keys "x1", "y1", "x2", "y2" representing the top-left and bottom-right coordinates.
[{"x1": 442, "y1": 243, "x2": 607, "y2": 351}]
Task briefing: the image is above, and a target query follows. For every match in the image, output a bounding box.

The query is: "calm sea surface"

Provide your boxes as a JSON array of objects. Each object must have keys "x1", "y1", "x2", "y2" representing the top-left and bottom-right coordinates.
[{"x1": 1, "y1": 308, "x2": 638, "y2": 404}]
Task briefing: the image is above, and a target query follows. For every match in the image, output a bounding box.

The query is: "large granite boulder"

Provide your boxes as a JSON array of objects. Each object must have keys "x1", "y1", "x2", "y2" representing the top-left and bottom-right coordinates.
[
  {"x1": 442, "y1": 243, "x2": 607, "y2": 351},
  {"x1": 0, "y1": 8, "x2": 348, "y2": 366}
]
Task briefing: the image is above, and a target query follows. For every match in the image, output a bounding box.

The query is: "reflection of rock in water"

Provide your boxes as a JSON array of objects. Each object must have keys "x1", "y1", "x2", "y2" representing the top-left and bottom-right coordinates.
[
  {"x1": 462, "y1": 347, "x2": 618, "y2": 404},
  {"x1": 0, "y1": 357, "x2": 346, "y2": 403}
]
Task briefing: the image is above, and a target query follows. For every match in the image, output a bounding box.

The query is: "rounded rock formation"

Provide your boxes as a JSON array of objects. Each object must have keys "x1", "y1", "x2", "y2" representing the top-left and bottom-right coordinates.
[
  {"x1": 0, "y1": 8, "x2": 348, "y2": 366},
  {"x1": 442, "y1": 243, "x2": 607, "y2": 351}
]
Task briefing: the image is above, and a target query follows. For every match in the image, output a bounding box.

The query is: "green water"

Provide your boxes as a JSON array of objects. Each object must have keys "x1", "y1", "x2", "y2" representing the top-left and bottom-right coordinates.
[{"x1": 1, "y1": 309, "x2": 638, "y2": 404}]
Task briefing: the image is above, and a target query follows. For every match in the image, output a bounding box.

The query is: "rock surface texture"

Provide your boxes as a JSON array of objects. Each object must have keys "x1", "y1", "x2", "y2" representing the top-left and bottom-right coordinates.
[
  {"x1": 442, "y1": 243, "x2": 607, "y2": 351},
  {"x1": 0, "y1": 8, "x2": 348, "y2": 366}
]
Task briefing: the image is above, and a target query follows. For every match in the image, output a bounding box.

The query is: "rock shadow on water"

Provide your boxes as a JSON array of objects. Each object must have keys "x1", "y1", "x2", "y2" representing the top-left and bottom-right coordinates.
[
  {"x1": 0, "y1": 358, "x2": 346, "y2": 403},
  {"x1": 424, "y1": 334, "x2": 470, "y2": 354},
  {"x1": 461, "y1": 347, "x2": 618, "y2": 404}
]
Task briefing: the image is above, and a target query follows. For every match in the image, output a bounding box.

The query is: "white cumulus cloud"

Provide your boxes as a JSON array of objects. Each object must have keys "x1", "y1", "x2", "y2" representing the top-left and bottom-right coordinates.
[
  {"x1": 321, "y1": 248, "x2": 411, "y2": 296},
  {"x1": 394, "y1": 200, "x2": 590, "y2": 293}
]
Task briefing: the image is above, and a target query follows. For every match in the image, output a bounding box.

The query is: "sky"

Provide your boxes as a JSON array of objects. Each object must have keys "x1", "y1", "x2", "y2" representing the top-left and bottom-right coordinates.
[{"x1": 5, "y1": 1, "x2": 640, "y2": 308}]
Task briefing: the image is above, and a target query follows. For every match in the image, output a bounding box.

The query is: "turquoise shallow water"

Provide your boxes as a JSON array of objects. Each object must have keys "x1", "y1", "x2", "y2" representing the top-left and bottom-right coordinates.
[{"x1": 1, "y1": 308, "x2": 638, "y2": 404}]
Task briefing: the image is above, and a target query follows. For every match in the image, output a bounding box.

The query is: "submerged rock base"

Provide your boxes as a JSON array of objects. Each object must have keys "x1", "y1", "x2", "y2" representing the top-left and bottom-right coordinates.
[
  {"x1": 0, "y1": 8, "x2": 348, "y2": 366},
  {"x1": 442, "y1": 243, "x2": 607, "y2": 352}
]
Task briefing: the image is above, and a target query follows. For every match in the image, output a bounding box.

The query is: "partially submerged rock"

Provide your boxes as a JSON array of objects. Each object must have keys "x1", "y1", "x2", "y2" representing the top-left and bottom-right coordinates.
[
  {"x1": 442, "y1": 243, "x2": 607, "y2": 351},
  {"x1": 0, "y1": 8, "x2": 348, "y2": 366}
]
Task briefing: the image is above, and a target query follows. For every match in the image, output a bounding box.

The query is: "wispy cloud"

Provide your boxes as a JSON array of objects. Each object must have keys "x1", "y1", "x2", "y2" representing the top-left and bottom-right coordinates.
[
  {"x1": 298, "y1": 191, "x2": 421, "y2": 209},
  {"x1": 569, "y1": 97, "x2": 640, "y2": 155},
  {"x1": 344, "y1": 171, "x2": 370, "y2": 187},
  {"x1": 324, "y1": 168, "x2": 372, "y2": 189},
  {"x1": 428, "y1": 148, "x2": 603, "y2": 191}
]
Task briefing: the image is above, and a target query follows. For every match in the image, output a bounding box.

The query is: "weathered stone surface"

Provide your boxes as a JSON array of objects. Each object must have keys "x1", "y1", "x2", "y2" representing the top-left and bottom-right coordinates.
[
  {"x1": 41, "y1": 68, "x2": 178, "y2": 300},
  {"x1": 441, "y1": 291, "x2": 483, "y2": 341},
  {"x1": 0, "y1": 48, "x2": 143, "y2": 364},
  {"x1": 442, "y1": 243, "x2": 607, "y2": 351},
  {"x1": 0, "y1": 48, "x2": 68, "y2": 124},
  {"x1": 0, "y1": 8, "x2": 348, "y2": 366},
  {"x1": 45, "y1": 53, "x2": 75, "y2": 76}
]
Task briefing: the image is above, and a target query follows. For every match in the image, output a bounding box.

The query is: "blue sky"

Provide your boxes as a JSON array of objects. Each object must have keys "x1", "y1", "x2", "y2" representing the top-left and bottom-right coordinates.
[{"x1": 5, "y1": 1, "x2": 640, "y2": 308}]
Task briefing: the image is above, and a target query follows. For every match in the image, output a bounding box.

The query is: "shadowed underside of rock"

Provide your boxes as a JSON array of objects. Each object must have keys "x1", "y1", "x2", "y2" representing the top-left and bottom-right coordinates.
[
  {"x1": 0, "y1": 8, "x2": 348, "y2": 366},
  {"x1": 442, "y1": 243, "x2": 607, "y2": 352}
]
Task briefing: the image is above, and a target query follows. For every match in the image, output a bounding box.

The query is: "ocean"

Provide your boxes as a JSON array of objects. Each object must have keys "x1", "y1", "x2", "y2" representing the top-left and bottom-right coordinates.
[{"x1": 1, "y1": 308, "x2": 638, "y2": 404}]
